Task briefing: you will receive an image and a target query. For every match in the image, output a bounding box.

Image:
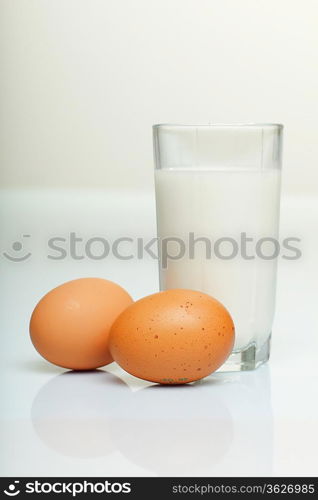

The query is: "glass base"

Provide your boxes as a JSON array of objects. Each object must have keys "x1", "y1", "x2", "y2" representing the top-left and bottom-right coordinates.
[{"x1": 218, "y1": 335, "x2": 271, "y2": 372}]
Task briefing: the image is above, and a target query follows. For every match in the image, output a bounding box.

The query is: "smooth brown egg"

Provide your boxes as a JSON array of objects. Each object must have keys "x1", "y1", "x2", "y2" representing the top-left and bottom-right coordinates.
[
  {"x1": 109, "y1": 289, "x2": 235, "y2": 384},
  {"x1": 30, "y1": 278, "x2": 133, "y2": 370}
]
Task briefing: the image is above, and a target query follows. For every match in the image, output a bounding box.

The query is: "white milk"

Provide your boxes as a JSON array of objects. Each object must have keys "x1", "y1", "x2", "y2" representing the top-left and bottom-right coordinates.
[{"x1": 155, "y1": 168, "x2": 281, "y2": 351}]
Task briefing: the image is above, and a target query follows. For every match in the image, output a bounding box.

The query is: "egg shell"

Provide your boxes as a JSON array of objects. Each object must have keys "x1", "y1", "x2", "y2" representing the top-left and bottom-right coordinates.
[
  {"x1": 30, "y1": 277, "x2": 133, "y2": 370},
  {"x1": 109, "y1": 289, "x2": 235, "y2": 384}
]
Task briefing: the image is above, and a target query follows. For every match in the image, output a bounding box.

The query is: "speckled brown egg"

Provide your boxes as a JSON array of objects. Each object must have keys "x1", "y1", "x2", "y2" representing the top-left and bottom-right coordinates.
[{"x1": 109, "y1": 289, "x2": 235, "y2": 384}]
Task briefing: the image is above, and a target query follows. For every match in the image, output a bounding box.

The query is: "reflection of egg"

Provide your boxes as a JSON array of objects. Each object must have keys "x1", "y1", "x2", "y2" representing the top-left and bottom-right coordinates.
[
  {"x1": 110, "y1": 289, "x2": 235, "y2": 384},
  {"x1": 31, "y1": 370, "x2": 123, "y2": 458},
  {"x1": 31, "y1": 369, "x2": 233, "y2": 472},
  {"x1": 109, "y1": 383, "x2": 233, "y2": 475},
  {"x1": 30, "y1": 278, "x2": 133, "y2": 370}
]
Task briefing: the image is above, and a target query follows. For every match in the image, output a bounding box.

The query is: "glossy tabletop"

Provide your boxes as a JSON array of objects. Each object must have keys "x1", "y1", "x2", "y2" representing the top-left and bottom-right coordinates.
[{"x1": 1, "y1": 189, "x2": 317, "y2": 476}]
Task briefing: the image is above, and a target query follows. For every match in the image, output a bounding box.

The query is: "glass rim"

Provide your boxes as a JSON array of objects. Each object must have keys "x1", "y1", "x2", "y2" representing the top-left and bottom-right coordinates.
[{"x1": 153, "y1": 122, "x2": 283, "y2": 130}]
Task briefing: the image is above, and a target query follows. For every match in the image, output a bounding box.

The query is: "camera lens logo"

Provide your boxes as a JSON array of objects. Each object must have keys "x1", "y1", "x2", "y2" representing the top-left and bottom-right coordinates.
[
  {"x1": 4, "y1": 481, "x2": 20, "y2": 496},
  {"x1": 3, "y1": 235, "x2": 32, "y2": 262}
]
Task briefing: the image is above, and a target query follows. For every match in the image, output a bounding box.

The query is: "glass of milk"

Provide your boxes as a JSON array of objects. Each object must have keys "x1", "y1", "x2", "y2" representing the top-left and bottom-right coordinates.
[{"x1": 153, "y1": 124, "x2": 283, "y2": 371}]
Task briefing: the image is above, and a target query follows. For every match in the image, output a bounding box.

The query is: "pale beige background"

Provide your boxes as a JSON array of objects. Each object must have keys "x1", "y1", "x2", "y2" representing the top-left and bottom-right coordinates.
[{"x1": 0, "y1": 0, "x2": 317, "y2": 194}]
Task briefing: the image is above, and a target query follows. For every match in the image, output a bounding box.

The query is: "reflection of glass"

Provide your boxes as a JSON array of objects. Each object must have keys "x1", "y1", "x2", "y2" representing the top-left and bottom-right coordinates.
[
  {"x1": 153, "y1": 124, "x2": 283, "y2": 370},
  {"x1": 31, "y1": 366, "x2": 273, "y2": 475},
  {"x1": 208, "y1": 365, "x2": 273, "y2": 475}
]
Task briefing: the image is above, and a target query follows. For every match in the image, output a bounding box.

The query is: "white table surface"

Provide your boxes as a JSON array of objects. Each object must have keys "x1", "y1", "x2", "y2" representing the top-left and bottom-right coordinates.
[{"x1": 0, "y1": 189, "x2": 317, "y2": 477}]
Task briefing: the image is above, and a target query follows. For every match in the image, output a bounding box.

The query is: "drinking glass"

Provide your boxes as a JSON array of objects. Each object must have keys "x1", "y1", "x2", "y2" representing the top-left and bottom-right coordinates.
[{"x1": 153, "y1": 123, "x2": 283, "y2": 371}]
